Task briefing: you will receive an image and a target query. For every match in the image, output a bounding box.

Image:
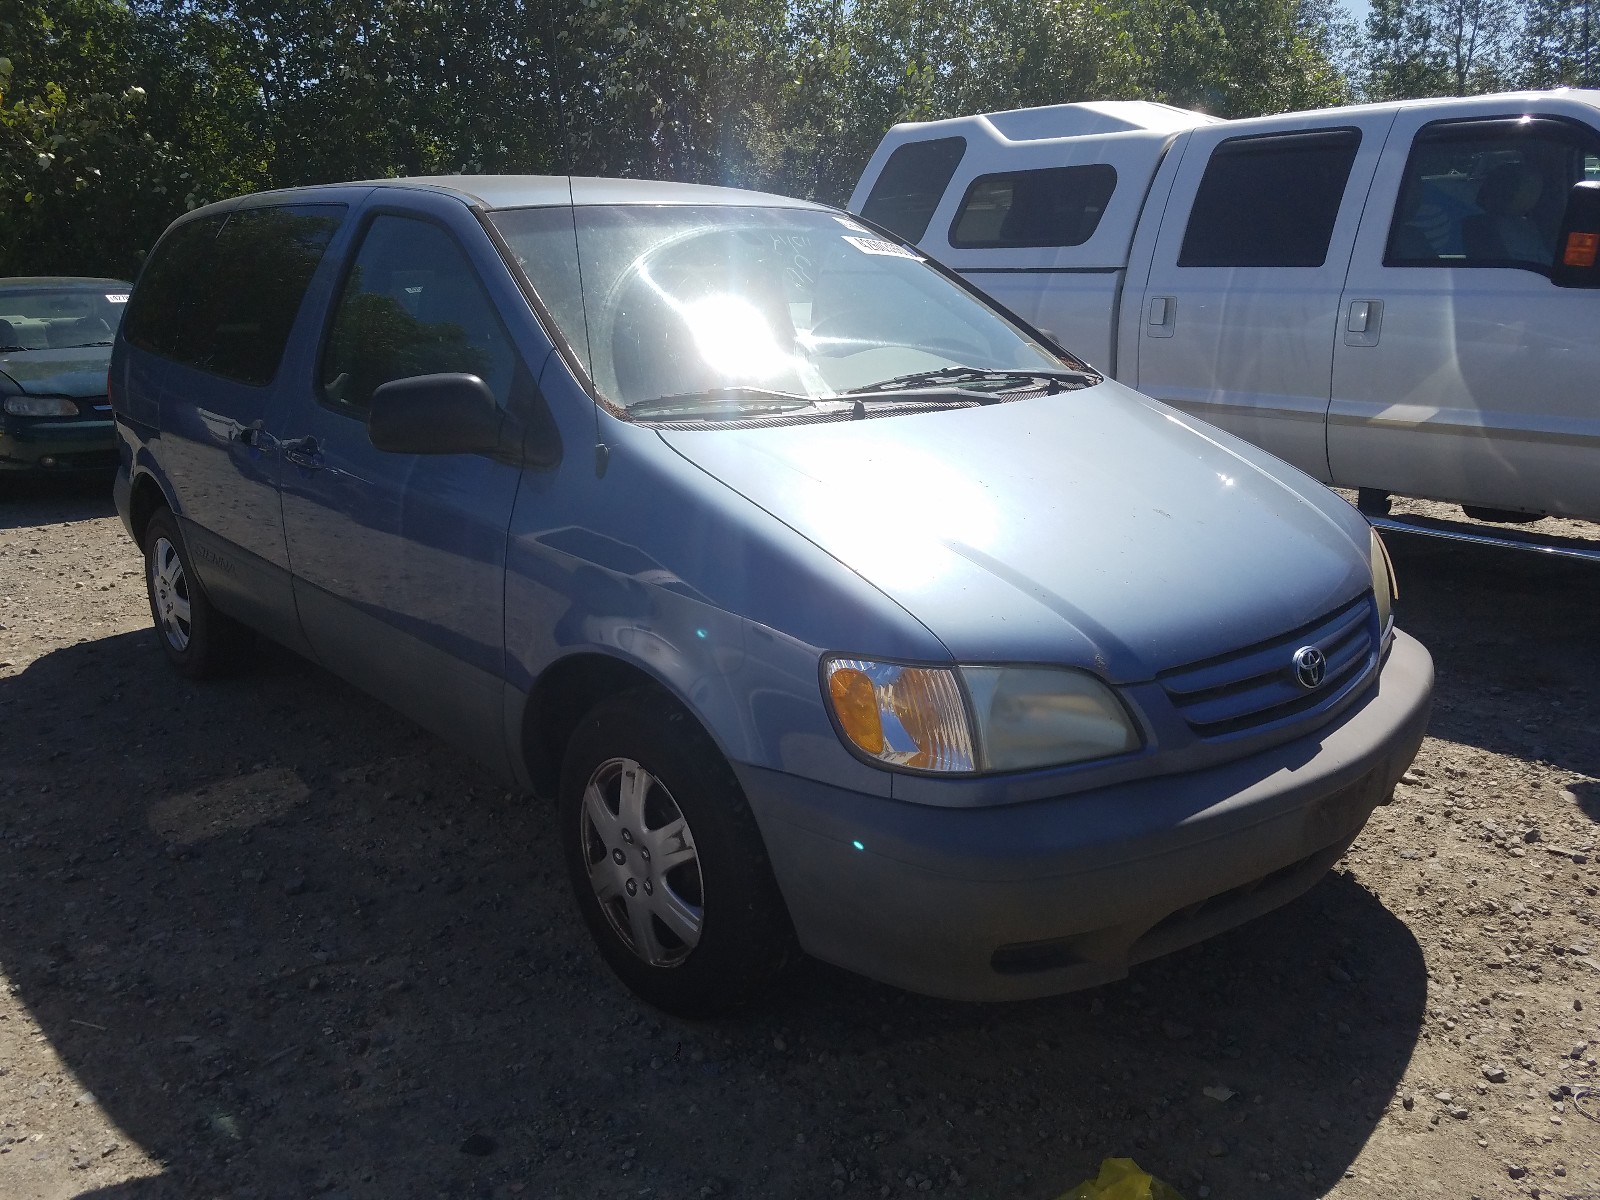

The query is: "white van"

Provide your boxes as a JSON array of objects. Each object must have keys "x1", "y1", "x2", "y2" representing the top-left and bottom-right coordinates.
[{"x1": 850, "y1": 93, "x2": 1600, "y2": 534}]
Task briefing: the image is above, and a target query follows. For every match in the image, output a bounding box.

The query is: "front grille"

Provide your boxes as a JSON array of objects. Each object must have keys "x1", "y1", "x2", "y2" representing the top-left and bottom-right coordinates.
[{"x1": 1159, "y1": 594, "x2": 1377, "y2": 739}]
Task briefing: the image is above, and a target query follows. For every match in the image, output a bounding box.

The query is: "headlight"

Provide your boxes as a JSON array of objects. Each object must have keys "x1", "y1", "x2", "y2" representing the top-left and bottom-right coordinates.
[
  {"x1": 962, "y1": 665, "x2": 1141, "y2": 771},
  {"x1": 4, "y1": 396, "x2": 80, "y2": 417},
  {"x1": 1370, "y1": 527, "x2": 1396, "y2": 638},
  {"x1": 823, "y1": 657, "x2": 1140, "y2": 774}
]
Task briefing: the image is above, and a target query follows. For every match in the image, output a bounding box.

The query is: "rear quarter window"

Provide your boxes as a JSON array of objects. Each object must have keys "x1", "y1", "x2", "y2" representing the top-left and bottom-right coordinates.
[
  {"x1": 124, "y1": 204, "x2": 346, "y2": 386},
  {"x1": 949, "y1": 164, "x2": 1118, "y2": 249},
  {"x1": 859, "y1": 137, "x2": 967, "y2": 243}
]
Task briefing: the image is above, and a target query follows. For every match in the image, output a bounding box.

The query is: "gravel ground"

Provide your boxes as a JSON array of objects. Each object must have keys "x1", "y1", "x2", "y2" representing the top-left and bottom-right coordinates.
[{"x1": 1, "y1": 477, "x2": 1596, "y2": 1200}]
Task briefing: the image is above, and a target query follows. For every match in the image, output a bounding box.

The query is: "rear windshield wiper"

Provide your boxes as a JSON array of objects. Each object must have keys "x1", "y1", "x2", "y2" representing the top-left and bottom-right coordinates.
[
  {"x1": 628, "y1": 385, "x2": 815, "y2": 418},
  {"x1": 840, "y1": 367, "x2": 1097, "y2": 396}
]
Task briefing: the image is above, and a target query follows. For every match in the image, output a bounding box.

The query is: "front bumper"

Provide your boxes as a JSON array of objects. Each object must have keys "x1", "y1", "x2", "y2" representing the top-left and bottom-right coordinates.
[
  {"x1": 0, "y1": 416, "x2": 117, "y2": 473},
  {"x1": 741, "y1": 629, "x2": 1433, "y2": 1001}
]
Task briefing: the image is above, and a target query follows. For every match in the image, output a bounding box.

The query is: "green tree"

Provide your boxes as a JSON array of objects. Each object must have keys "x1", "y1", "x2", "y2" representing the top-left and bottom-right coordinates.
[
  {"x1": 1361, "y1": 0, "x2": 1520, "y2": 99},
  {"x1": 0, "y1": 0, "x2": 264, "y2": 276},
  {"x1": 1518, "y1": 0, "x2": 1600, "y2": 85},
  {"x1": 3, "y1": 0, "x2": 1370, "y2": 276}
]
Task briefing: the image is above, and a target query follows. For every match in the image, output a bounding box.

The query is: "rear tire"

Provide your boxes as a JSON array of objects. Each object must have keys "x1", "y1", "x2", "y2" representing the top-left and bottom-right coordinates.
[
  {"x1": 1356, "y1": 488, "x2": 1391, "y2": 517},
  {"x1": 142, "y1": 509, "x2": 250, "y2": 678},
  {"x1": 559, "y1": 687, "x2": 794, "y2": 1017}
]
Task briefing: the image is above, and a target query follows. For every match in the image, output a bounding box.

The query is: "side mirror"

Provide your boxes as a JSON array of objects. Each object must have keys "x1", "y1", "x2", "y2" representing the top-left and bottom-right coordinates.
[
  {"x1": 367, "y1": 373, "x2": 503, "y2": 455},
  {"x1": 1552, "y1": 180, "x2": 1600, "y2": 288}
]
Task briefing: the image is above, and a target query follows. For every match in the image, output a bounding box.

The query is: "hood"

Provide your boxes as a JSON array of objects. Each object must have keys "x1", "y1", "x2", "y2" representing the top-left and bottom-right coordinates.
[
  {"x1": 658, "y1": 381, "x2": 1373, "y2": 681},
  {"x1": 0, "y1": 345, "x2": 114, "y2": 399}
]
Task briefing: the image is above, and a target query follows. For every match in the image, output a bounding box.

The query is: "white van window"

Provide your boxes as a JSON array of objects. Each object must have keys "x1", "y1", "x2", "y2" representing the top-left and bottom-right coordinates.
[
  {"x1": 1385, "y1": 117, "x2": 1600, "y2": 274},
  {"x1": 1178, "y1": 129, "x2": 1361, "y2": 268},
  {"x1": 859, "y1": 138, "x2": 967, "y2": 243},
  {"x1": 949, "y1": 165, "x2": 1117, "y2": 249}
]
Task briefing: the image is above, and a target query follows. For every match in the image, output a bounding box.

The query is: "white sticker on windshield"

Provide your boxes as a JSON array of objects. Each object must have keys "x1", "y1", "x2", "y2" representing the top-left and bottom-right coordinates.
[
  {"x1": 105, "y1": 294, "x2": 129, "y2": 303},
  {"x1": 832, "y1": 215, "x2": 870, "y2": 232},
  {"x1": 842, "y1": 235, "x2": 921, "y2": 261}
]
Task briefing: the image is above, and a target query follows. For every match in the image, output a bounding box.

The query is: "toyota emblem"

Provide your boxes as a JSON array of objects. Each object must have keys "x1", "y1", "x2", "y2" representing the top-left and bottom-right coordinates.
[{"x1": 1292, "y1": 645, "x2": 1327, "y2": 690}]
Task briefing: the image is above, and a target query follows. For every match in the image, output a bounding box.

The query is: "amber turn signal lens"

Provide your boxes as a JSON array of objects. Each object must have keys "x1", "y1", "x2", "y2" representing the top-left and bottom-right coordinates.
[
  {"x1": 828, "y1": 666, "x2": 885, "y2": 755},
  {"x1": 822, "y1": 658, "x2": 976, "y2": 772},
  {"x1": 1564, "y1": 231, "x2": 1598, "y2": 269}
]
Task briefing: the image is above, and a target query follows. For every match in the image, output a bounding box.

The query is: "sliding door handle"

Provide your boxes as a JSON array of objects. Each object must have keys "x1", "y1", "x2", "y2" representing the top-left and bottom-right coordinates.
[{"x1": 281, "y1": 436, "x2": 323, "y2": 469}]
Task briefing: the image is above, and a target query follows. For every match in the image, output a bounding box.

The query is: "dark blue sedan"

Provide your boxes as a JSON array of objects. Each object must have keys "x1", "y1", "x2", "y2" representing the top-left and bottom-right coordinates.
[{"x1": 0, "y1": 277, "x2": 130, "y2": 475}]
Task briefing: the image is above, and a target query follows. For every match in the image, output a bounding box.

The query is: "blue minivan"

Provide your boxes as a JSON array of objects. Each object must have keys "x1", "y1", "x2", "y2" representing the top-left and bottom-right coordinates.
[{"x1": 112, "y1": 177, "x2": 1432, "y2": 1015}]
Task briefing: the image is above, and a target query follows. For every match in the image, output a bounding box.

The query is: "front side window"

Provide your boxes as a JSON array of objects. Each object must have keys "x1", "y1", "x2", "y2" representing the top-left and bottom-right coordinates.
[
  {"x1": 321, "y1": 215, "x2": 516, "y2": 411},
  {"x1": 1385, "y1": 117, "x2": 1600, "y2": 273},
  {"x1": 859, "y1": 138, "x2": 968, "y2": 243},
  {"x1": 124, "y1": 206, "x2": 345, "y2": 385},
  {"x1": 1179, "y1": 129, "x2": 1362, "y2": 268},
  {"x1": 950, "y1": 165, "x2": 1117, "y2": 249},
  {"x1": 490, "y1": 205, "x2": 1082, "y2": 418}
]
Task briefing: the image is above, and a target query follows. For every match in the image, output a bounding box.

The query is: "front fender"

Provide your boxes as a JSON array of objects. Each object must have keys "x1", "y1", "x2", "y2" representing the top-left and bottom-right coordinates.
[{"x1": 505, "y1": 544, "x2": 894, "y2": 799}]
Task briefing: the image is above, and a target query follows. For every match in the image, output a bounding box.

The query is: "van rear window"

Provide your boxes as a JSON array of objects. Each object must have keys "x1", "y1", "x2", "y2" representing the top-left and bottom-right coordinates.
[
  {"x1": 125, "y1": 204, "x2": 346, "y2": 386},
  {"x1": 1178, "y1": 129, "x2": 1360, "y2": 268},
  {"x1": 949, "y1": 164, "x2": 1117, "y2": 249},
  {"x1": 859, "y1": 137, "x2": 967, "y2": 244}
]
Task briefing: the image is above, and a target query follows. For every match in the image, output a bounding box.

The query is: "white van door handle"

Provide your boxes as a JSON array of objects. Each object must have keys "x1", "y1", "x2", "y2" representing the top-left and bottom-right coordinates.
[
  {"x1": 1344, "y1": 299, "x2": 1382, "y2": 347},
  {"x1": 1147, "y1": 295, "x2": 1175, "y2": 338}
]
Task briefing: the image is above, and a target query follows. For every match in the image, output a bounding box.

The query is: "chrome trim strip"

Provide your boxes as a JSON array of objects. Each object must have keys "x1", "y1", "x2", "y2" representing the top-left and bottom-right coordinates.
[{"x1": 1371, "y1": 514, "x2": 1600, "y2": 564}]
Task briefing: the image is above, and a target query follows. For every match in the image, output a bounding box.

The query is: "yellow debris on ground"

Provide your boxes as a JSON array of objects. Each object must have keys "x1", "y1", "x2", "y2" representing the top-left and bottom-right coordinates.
[{"x1": 1059, "y1": 1157, "x2": 1186, "y2": 1200}]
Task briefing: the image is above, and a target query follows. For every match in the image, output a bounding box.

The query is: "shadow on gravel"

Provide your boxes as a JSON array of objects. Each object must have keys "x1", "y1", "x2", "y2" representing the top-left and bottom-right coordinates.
[
  {"x1": 3, "y1": 628, "x2": 1425, "y2": 1200},
  {"x1": 0, "y1": 471, "x2": 117, "y2": 529},
  {"x1": 1569, "y1": 780, "x2": 1600, "y2": 824},
  {"x1": 1383, "y1": 532, "x2": 1600, "y2": 782}
]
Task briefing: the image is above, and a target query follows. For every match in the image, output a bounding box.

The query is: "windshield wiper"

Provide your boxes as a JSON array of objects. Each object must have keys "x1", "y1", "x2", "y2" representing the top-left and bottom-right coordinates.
[
  {"x1": 629, "y1": 386, "x2": 815, "y2": 418},
  {"x1": 66, "y1": 341, "x2": 114, "y2": 348},
  {"x1": 0, "y1": 345, "x2": 29, "y2": 353},
  {"x1": 841, "y1": 366, "x2": 1096, "y2": 396}
]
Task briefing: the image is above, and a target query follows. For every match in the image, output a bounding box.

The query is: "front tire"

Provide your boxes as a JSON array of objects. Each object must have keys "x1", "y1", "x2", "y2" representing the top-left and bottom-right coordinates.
[
  {"x1": 142, "y1": 509, "x2": 249, "y2": 678},
  {"x1": 559, "y1": 687, "x2": 794, "y2": 1017}
]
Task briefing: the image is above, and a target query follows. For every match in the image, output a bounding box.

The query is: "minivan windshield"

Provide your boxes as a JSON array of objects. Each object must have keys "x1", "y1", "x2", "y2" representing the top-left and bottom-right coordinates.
[{"x1": 489, "y1": 205, "x2": 1086, "y2": 418}]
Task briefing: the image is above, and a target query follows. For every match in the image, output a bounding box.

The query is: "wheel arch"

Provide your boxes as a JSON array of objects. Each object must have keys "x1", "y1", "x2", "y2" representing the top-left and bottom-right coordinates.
[
  {"x1": 127, "y1": 469, "x2": 175, "y2": 548},
  {"x1": 519, "y1": 651, "x2": 718, "y2": 798}
]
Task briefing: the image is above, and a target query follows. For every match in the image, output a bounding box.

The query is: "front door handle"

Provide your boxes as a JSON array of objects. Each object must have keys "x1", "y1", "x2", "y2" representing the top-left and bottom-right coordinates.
[{"x1": 281, "y1": 436, "x2": 322, "y2": 469}]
